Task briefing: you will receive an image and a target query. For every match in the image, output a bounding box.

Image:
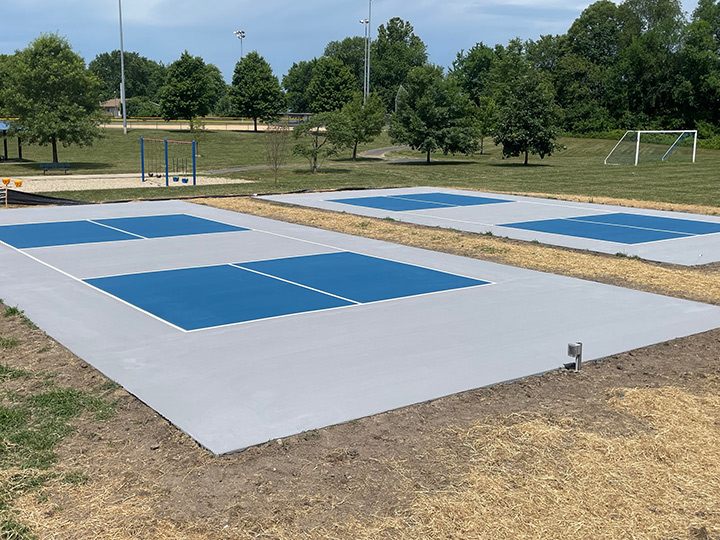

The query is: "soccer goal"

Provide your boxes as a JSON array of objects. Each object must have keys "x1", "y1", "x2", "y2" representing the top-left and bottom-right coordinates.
[
  {"x1": 141, "y1": 137, "x2": 196, "y2": 186},
  {"x1": 604, "y1": 130, "x2": 697, "y2": 166}
]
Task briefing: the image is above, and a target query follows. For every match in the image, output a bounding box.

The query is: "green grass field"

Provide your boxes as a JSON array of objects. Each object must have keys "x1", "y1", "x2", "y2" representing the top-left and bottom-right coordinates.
[{"x1": 1, "y1": 128, "x2": 719, "y2": 208}]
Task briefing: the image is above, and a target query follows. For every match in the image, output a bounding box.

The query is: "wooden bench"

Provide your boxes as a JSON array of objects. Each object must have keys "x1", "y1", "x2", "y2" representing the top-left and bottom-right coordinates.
[{"x1": 40, "y1": 162, "x2": 70, "y2": 174}]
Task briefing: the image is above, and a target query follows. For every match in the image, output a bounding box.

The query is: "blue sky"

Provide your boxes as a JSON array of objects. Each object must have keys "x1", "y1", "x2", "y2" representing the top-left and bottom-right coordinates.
[{"x1": 0, "y1": 0, "x2": 701, "y2": 83}]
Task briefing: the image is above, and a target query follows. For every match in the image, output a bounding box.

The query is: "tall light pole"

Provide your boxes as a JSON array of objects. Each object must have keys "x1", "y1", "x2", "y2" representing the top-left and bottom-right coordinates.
[
  {"x1": 118, "y1": 0, "x2": 127, "y2": 134},
  {"x1": 366, "y1": 0, "x2": 372, "y2": 102},
  {"x1": 359, "y1": 18, "x2": 369, "y2": 101},
  {"x1": 233, "y1": 30, "x2": 246, "y2": 59}
]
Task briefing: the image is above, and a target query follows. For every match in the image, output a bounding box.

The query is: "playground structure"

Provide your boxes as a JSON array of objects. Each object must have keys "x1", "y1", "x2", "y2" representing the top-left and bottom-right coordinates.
[{"x1": 141, "y1": 137, "x2": 196, "y2": 186}]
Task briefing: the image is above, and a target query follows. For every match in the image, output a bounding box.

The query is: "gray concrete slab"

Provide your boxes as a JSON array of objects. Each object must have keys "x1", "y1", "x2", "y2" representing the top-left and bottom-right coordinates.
[
  {"x1": 1, "y1": 200, "x2": 720, "y2": 454},
  {"x1": 260, "y1": 187, "x2": 720, "y2": 266}
]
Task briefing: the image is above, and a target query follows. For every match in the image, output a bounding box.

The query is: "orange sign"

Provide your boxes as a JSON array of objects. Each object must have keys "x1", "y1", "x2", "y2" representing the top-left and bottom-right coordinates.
[{"x1": 2, "y1": 178, "x2": 10, "y2": 186}]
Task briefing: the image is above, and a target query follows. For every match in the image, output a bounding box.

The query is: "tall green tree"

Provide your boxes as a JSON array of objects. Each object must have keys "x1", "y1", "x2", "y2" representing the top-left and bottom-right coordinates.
[
  {"x1": 89, "y1": 50, "x2": 165, "y2": 101},
  {"x1": 159, "y1": 51, "x2": 213, "y2": 126},
  {"x1": 324, "y1": 37, "x2": 366, "y2": 92},
  {"x1": 282, "y1": 59, "x2": 317, "y2": 112},
  {"x1": 449, "y1": 42, "x2": 496, "y2": 105},
  {"x1": 694, "y1": 0, "x2": 720, "y2": 43},
  {"x1": 230, "y1": 51, "x2": 284, "y2": 131},
  {"x1": 492, "y1": 57, "x2": 561, "y2": 165},
  {"x1": 307, "y1": 57, "x2": 355, "y2": 113},
  {"x1": 389, "y1": 65, "x2": 479, "y2": 163},
  {"x1": 0, "y1": 34, "x2": 101, "y2": 163},
  {"x1": 205, "y1": 64, "x2": 229, "y2": 115},
  {"x1": 337, "y1": 93, "x2": 386, "y2": 160},
  {"x1": 371, "y1": 18, "x2": 428, "y2": 111}
]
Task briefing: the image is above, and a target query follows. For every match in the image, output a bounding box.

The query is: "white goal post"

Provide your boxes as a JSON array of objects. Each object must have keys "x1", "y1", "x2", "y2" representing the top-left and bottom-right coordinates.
[{"x1": 604, "y1": 130, "x2": 698, "y2": 166}]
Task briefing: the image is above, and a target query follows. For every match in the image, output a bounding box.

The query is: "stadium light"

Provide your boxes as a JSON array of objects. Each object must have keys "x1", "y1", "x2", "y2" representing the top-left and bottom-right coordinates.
[
  {"x1": 233, "y1": 30, "x2": 246, "y2": 59},
  {"x1": 118, "y1": 0, "x2": 127, "y2": 135}
]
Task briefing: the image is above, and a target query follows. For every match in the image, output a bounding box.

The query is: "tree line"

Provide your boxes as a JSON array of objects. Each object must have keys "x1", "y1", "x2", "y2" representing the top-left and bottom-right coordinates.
[{"x1": 1, "y1": 0, "x2": 720, "y2": 165}]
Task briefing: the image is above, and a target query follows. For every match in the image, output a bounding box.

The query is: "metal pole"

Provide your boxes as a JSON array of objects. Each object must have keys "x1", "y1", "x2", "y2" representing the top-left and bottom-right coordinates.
[
  {"x1": 367, "y1": 0, "x2": 372, "y2": 98},
  {"x1": 118, "y1": 0, "x2": 127, "y2": 135},
  {"x1": 360, "y1": 19, "x2": 368, "y2": 102},
  {"x1": 140, "y1": 137, "x2": 145, "y2": 182},
  {"x1": 164, "y1": 139, "x2": 169, "y2": 187},
  {"x1": 692, "y1": 130, "x2": 698, "y2": 163},
  {"x1": 192, "y1": 140, "x2": 197, "y2": 185},
  {"x1": 634, "y1": 131, "x2": 641, "y2": 166},
  {"x1": 234, "y1": 30, "x2": 246, "y2": 59}
]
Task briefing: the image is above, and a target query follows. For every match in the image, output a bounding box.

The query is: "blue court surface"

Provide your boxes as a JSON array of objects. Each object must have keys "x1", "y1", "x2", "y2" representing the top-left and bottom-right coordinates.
[
  {"x1": 87, "y1": 253, "x2": 487, "y2": 331},
  {"x1": 262, "y1": 188, "x2": 720, "y2": 265},
  {"x1": 2, "y1": 200, "x2": 720, "y2": 454},
  {"x1": 331, "y1": 192, "x2": 512, "y2": 212},
  {"x1": 0, "y1": 213, "x2": 247, "y2": 249}
]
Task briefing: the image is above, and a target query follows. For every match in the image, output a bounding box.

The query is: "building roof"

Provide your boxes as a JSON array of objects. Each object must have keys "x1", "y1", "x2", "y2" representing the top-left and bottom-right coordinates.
[{"x1": 100, "y1": 99, "x2": 121, "y2": 108}]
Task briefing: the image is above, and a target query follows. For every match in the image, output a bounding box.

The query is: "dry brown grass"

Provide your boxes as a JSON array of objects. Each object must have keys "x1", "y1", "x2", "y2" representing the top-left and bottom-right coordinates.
[
  {"x1": 195, "y1": 196, "x2": 720, "y2": 305},
  {"x1": 14, "y1": 383, "x2": 720, "y2": 540},
  {"x1": 310, "y1": 383, "x2": 720, "y2": 540}
]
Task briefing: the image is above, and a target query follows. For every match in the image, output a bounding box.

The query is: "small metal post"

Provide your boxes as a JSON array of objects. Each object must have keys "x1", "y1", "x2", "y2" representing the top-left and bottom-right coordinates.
[{"x1": 567, "y1": 342, "x2": 583, "y2": 372}]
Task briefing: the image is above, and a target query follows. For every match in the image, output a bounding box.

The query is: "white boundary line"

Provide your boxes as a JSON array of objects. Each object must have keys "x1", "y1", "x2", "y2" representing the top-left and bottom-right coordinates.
[
  {"x1": 80, "y1": 250, "x2": 340, "y2": 280},
  {"x1": 2, "y1": 206, "x2": 496, "y2": 333},
  {"x1": 88, "y1": 219, "x2": 148, "y2": 239},
  {"x1": 0, "y1": 238, "x2": 187, "y2": 333},
  {"x1": 185, "y1": 280, "x2": 493, "y2": 333},
  {"x1": 229, "y1": 263, "x2": 361, "y2": 305}
]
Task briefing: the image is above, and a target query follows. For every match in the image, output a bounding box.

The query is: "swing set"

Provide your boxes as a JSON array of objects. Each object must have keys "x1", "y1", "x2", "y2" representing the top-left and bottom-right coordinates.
[{"x1": 141, "y1": 137, "x2": 197, "y2": 186}]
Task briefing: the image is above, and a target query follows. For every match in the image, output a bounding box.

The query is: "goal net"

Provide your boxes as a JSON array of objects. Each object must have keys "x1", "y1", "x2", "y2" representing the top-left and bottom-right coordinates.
[{"x1": 604, "y1": 130, "x2": 697, "y2": 165}]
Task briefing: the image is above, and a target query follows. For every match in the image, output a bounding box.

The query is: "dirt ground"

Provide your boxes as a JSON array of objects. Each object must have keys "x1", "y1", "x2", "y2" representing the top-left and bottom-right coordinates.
[{"x1": 1, "y1": 192, "x2": 720, "y2": 539}]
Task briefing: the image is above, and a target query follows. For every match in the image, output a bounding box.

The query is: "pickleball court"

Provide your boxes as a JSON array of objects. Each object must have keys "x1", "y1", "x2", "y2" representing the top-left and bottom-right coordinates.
[{"x1": 1, "y1": 200, "x2": 719, "y2": 453}]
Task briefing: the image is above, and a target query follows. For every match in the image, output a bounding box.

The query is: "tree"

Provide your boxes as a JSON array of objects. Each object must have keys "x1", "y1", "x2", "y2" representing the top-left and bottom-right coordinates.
[
  {"x1": 292, "y1": 112, "x2": 349, "y2": 173},
  {"x1": 694, "y1": 0, "x2": 720, "y2": 44},
  {"x1": 307, "y1": 57, "x2": 355, "y2": 113},
  {"x1": 566, "y1": 1, "x2": 630, "y2": 65},
  {"x1": 389, "y1": 65, "x2": 479, "y2": 163},
  {"x1": 338, "y1": 93, "x2": 386, "y2": 160},
  {"x1": 205, "y1": 64, "x2": 229, "y2": 115},
  {"x1": 159, "y1": 51, "x2": 213, "y2": 127},
  {"x1": 0, "y1": 34, "x2": 101, "y2": 163},
  {"x1": 371, "y1": 18, "x2": 428, "y2": 111},
  {"x1": 125, "y1": 96, "x2": 160, "y2": 117},
  {"x1": 324, "y1": 37, "x2": 366, "y2": 92},
  {"x1": 89, "y1": 50, "x2": 165, "y2": 101},
  {"x1": 449, "y1": 42, "x2": 497, "y2": 105},
  {"x1": 230, "y1": 51, "x2": 284, "y2": 131},
  {"x1": 266, "y1": 121, "x2": 290, "y2": 185},
  {"x1": 283, "y1": 59, "x2": 317, "y2": 113},
  {"x1": 492, "y1": 62, "x2": 561, "y2": 165},
  {"x1": 475, "y1": 97, "x2": 498, "y2": 154}
]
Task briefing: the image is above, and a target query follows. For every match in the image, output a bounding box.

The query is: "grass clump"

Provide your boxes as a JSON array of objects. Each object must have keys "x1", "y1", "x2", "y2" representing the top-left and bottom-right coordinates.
[
  {"x1": 0, "y1": 380, "x2": 117, "y2": 536},
  {"x1": 2, "y1": 307, "x2": 37, "y2": 331},
  {"x1": 0, "y1": 338, "x2": 20, "y2": 350}
]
